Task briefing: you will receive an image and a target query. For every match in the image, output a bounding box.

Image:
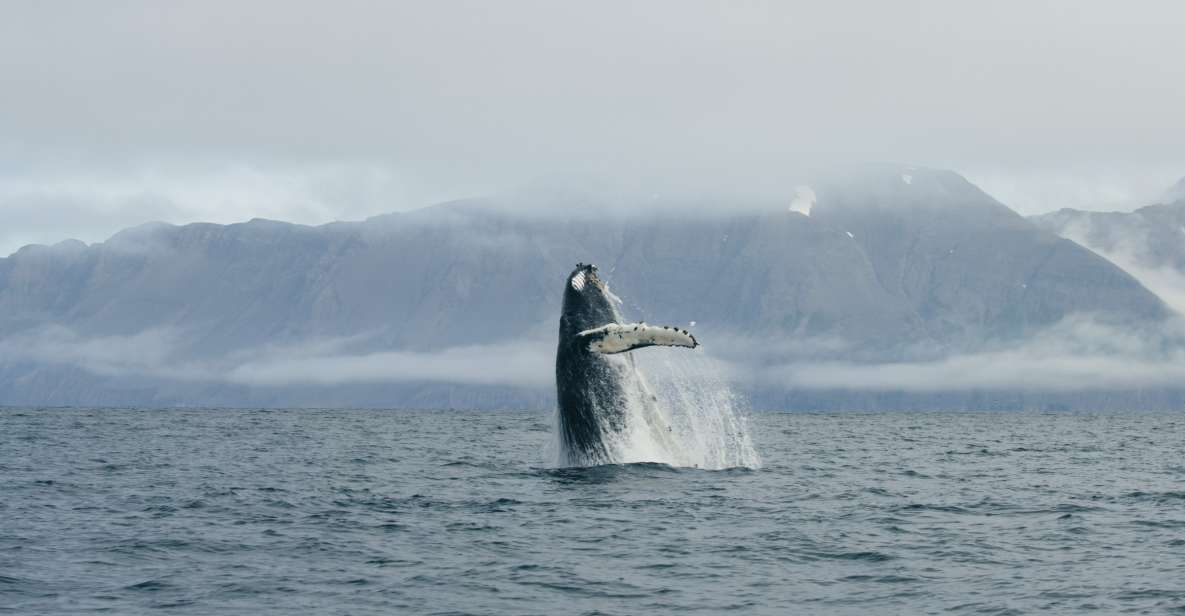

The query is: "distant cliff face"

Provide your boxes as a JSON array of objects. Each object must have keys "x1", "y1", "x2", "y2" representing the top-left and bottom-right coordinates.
[
  {"x1": 0, "y1": 167, "x2": 1176, "y2": 409},
  {"x1": 811, "y1": 168, "x2": 1168, "y2": 346}
]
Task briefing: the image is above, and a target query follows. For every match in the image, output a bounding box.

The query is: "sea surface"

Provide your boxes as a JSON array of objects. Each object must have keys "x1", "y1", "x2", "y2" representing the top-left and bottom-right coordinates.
[{"x1": 3, "y1": 408, "x2": 1185, "y2": 615}]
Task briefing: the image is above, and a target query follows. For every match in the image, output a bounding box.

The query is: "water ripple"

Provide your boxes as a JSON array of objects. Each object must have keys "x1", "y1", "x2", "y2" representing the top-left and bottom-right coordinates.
[{"x1": 3, "y1": 408, "x2": 1185, "y2": 615}]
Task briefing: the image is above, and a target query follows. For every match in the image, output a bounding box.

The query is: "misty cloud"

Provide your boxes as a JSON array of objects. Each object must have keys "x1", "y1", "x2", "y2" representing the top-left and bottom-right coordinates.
[
  {"x1": 3, "y1": 1, "x2": 1185, "y2": 252},
  {"x1": 7, "y1": 313, "x2": 1185, "y2": 396},
  {"x1": 752, "y1": 315, "x2": 1185, "y2": 392},
  {"x1": 225, "y1": 341, "x2": 552, "y2": 388},
  {"x1": 1054, "y1": 219, "x2": 1185, "y2": 315},
  {"x1": 964, "y1": 164, "x2": 1185, "y2": 214},
  {"x1": 0, "y1": 326, "x2": 204, "y2": 381},
  {"x1": 0, "y1": 326, "x2": 553, "y2": 389},
  {"x1": 0, "y1": 163, "x2": 412, "y2": 256}
]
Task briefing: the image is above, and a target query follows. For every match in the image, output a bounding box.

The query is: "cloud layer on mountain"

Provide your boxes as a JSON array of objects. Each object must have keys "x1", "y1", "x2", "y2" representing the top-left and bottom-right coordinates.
[
  {"x1": 2, "y1": 166, "x2": 1181, "y2": 409},
  {"x1": 5, "y1": 314, "x2": 1185, "y2": 402},
  {"x1": 4, "y1": 2, "x2": 1185, "y2": 254}
]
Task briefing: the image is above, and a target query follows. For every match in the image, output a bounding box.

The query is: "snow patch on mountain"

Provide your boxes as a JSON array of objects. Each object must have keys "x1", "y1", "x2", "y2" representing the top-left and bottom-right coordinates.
[{"x1": 789, "y1": 186, "x2": 816, "y2": 216}]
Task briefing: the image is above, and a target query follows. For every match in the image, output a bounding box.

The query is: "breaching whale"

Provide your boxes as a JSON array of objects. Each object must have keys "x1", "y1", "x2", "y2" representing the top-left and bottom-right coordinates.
[{"x1": 555, "y1": 263, "x2": 698, "y2": 466}]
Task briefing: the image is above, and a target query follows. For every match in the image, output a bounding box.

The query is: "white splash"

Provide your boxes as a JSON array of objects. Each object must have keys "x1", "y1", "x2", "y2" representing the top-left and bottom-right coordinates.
[
  {"x1": 901, "y1": 174, "x2": 913, "y2": 185},
  {"x1": 846, "y1": 231, "x2": 854, "y2": 238},
  {"x1": 602, "y1": 352, "x2": 762, "y2": 470},
  {"x1": 602, "y1": 284, "x2": 624, "y2": 305}
]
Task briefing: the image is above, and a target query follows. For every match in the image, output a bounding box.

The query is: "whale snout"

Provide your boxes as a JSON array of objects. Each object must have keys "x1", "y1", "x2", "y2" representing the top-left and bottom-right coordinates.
[{"x1": 569, "y1": 263, "x2": 603, "y2": 292}]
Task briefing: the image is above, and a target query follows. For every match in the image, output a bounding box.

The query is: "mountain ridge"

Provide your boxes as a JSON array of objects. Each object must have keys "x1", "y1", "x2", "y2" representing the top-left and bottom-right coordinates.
[{"x1": 2, "y1": 166, "x2": 1179, "y2": 409}]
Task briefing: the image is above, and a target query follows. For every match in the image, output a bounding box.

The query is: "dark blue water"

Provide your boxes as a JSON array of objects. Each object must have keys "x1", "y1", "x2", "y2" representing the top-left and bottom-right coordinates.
[{"x1": 3, "y1": 408, "x2": 1185, "y2": 615}]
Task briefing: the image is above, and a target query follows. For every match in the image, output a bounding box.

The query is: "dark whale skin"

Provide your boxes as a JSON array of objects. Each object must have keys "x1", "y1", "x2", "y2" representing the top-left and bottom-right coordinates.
[{"x1": 555, "y1": 264, "x2": 633, "y2": 465}]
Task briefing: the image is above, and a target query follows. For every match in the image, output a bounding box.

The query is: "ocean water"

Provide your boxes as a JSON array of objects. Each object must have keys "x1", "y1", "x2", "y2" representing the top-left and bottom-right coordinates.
[{"x1": 3, "y1": 408, "x2": 1185, "y2": 615}]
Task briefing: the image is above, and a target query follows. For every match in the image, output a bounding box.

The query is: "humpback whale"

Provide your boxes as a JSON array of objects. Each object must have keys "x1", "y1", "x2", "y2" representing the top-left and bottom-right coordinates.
[{"x1": 555, "y1": 263, "x2": 698, "y2": 466}]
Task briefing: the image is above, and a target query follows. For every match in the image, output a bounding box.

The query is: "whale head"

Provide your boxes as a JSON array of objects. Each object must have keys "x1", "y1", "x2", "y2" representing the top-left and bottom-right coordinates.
[{"x1": 561, "y1": 263, "x2": 621, "y2": 337}]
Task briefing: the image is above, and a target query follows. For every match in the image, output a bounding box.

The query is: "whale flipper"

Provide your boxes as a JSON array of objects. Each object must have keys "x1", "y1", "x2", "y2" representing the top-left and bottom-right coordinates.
[{"x1": 577, "y1": 323, "x2": 699, "y2": 354}]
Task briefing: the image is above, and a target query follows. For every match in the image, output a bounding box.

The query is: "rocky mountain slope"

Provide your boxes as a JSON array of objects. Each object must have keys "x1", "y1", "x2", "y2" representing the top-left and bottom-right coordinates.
[
  {"x1": 0, "y1": 167, "x2": 1176, "y2": 409},
  {"x1": 1031, "y1": 189, "x2": 1185, "y2": 313}
]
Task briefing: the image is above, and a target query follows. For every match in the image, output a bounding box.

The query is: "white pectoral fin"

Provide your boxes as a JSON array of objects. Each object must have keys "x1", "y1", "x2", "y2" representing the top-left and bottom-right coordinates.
[{"x1": 577, "y1": 323, "x2": 699, "y2": 354}]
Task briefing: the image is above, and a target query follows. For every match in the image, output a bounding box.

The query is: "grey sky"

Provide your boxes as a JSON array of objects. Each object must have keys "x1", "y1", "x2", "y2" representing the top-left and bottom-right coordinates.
[{"x1": 3, "y1": 0, "x2": 1184, "y2": 255}]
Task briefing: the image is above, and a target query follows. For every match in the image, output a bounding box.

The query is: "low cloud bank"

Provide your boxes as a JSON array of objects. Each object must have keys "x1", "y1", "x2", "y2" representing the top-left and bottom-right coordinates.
[
  {"x1": 226, "y1": 342, "x2": 551, "y2": 388},
  {"x1": 0, "y1": 326, "x2": 553, "y2": 389},
  {"x1": 0, "y1": 325, "x2": 198, "y2": 380},
  {"x1": 3, "y1": 315, "x2": 1184, "y2": 395},
  {"x1": 752, "y1": 315, "x2": 1185, "y2": 392}
]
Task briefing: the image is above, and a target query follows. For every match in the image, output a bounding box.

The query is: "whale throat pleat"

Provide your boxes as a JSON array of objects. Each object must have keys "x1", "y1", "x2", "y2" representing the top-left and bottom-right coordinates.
[{"x1": 578, "y1": 323, "x2": 699, "y2": 354}]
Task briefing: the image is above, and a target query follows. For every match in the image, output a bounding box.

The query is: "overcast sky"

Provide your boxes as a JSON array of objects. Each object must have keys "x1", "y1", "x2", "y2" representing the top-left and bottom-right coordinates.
[{"x1": 2, "y1": 0, "x2": 1184, "y2": 255}]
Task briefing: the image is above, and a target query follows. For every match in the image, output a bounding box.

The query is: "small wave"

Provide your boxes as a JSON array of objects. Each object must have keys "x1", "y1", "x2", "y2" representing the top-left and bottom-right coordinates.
[
  {"x1": 1124, "y1": 491, "x2": 1185, "y2": 502},
  {"x1": 1050, "y1": 503, "x2": 1105, "y2": 513},
  {"x1": 1113, "y1": 588, "x2": 1185, "y2": 600},
  {"x1": 946, "y1": 601, "x2": 1027, "y2": 614},
  {"x1": 467, "y1": 497, "x2": 522, "y2": 513},
  {"x1": 124, "y1": 579, "x2": 171, "y2": 592},
  {"x1": 635, "y1": 562, "x2": 678, "y2": 570},
  {"x1": 441, "y1": 460, "x2": 499, "y2": 470},
  {"x1": 1013, "y1": 503, "x2": 1106, "y2": 515},
  {"x1": 364, "y1": 557, "x2": 419, "y2": 567},
  {"x1": 105, "y1": 539, "x2": 191, "y2": 557},
  {"x1": 810, "y1": 550, "x2": 896, "y2": 562},
  {"x1": 513, "y1": 577, "x2": 651, "y2": 600},
  {"x1": 841, "y1": 574, "x2": 918, "y2": 583},
  {"x1": 1133, "y1": 519, "x2": 1185, "y2": 529},
  {"x1": 542, "y1": 460, "x2": 755, "y2": 481},
  {"x1": 897, "y1": 503, "x2": 969, "y2": 514},
  {"x1": 215, "y1": 582, "x2": 268, "y2": 597},
  {"x1": 540, "y1": 462, "x2": 684, "y2": 483}
]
